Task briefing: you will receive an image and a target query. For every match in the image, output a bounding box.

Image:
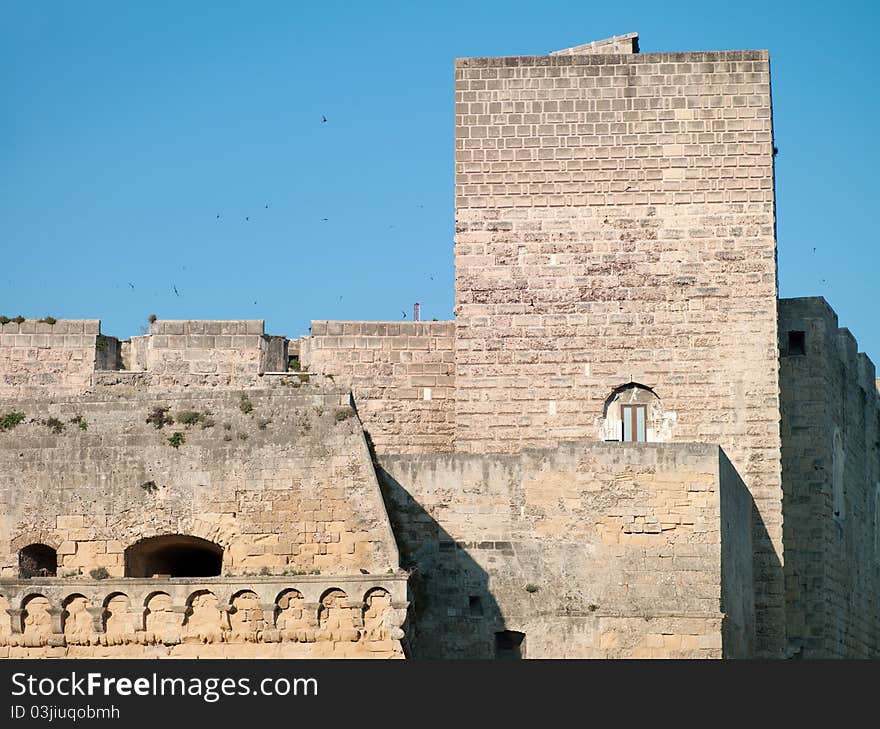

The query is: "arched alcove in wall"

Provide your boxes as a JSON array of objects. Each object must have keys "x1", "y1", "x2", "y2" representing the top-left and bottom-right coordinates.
[
  {"x1": 124, "y1": 534, "x2": 223, "y2": 577},
  {"x1": 18, "y1": 543, "x2": 58, "y2": 578},
  {"x1": 596, "y1": 382, "x2": 676, "y2": 443}
]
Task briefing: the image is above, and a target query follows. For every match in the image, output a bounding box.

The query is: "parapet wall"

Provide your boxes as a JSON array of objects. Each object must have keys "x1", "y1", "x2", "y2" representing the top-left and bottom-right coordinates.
[
  {"x1": 0, "y1": 320, "x2": 100, "y2": 397},
  {"x1": 779, "y1": 297, "x2": 880, "y2": 658},
  {"x1": 378, "y1": 442, "x2": 755, "y2": 658},
  {"x1": 0, "y1": 319, "x2": 293, "y2": 396},
  {"x1": 144, "y1": 320, "x2": 271, "y2": 376},
  {"x1": 301, "y1": 321, "x2": 456, "y2": 454}
]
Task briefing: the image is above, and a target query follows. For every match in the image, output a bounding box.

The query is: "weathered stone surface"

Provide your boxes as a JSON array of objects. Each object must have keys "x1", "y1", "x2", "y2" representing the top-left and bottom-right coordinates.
[
  {"x1": 0, "y1": 576, "x2": 406, "y2": 658},
  {"x1": 779, "y1": 297, "x2": 880, "y2": 658},
  {"x1": 379, "y1": 442, "x2": 754, "y2": 658},
  {"x1": 301, "y1": 321, "x2": 455, "y2": 454},
  {"x1": 451, "y1": 46, "x2": 784, "y2": 657}
]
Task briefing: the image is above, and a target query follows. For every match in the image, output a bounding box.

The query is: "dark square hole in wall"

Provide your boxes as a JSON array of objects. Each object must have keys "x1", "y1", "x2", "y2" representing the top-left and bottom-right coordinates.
[
  {"x1": 469, "y1": 595, "x2": 483, "y2": 617},
  {"x1": 495, "y1": 630, "x2": 525, "y2": 659},
  {"x1": 788, "y1": 330, "x2": 806, "y2": 356}
]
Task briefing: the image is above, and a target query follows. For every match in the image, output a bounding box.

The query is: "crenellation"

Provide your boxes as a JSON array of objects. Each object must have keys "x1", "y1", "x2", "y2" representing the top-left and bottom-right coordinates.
[{"x1": 779, "y1": 297, "x2": 880, "y2": 658}]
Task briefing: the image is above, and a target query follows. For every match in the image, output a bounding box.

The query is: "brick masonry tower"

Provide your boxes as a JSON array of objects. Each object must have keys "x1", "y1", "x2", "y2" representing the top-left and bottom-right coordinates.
[{"x1": 452, "y1": 33, "x2": 784, "y2": 655}]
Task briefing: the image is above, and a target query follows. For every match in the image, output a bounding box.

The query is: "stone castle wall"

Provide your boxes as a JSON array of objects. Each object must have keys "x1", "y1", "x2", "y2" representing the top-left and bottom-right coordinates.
[
  {"x1": 301, "y1": 321, "x2": 456, "y2": 454},
  {"x1": 3, "y1": 37, "x2": 879, "y2": 660},
  {"x1": 144, "y1": 320, "x2": 278, "y2": 377},
  {"x1": 378, "y1": 442, "x2": 755, "y2": 658},
  {"x1": 0, "y1": 384, "x2": 408, "y2": 658},
  {"x1": 779, "y1": 297, "x2": 880, "y2": 658},
  {"x1": 452, "y1": 48, "x2": 783, "y2": 655},
  {"x1": 0, "y1": 319, "x2": 292, "y2": 394},
  {"x1": 0, "y1": 320, "x2": 100, "y2": 397},
  {"x1": 0, "y1": 387, "x2": 398, "y2": 578}
]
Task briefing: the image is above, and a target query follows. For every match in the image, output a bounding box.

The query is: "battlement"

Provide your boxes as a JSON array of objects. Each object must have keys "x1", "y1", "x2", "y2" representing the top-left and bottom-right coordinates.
[
  {"x1": 778, "y1": 296, "x2": 880, "y2": 658},
  {"x1": 0, "y1": 319, "x2": 291, "y2": 396},
  {"x1": 779, "y1": 297, "x2": 878, "y2": 396},
  {"x1": 0, "y1": 319, "x2": 102, "y2": 397}
]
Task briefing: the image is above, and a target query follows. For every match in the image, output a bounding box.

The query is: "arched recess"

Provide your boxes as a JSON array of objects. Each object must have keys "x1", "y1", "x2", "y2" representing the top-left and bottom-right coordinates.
[
  {"x1": 102, "y1": 592, "x2": 131, "y2": 636},
  {"x1": 62, "y1": 594, "x2": 92, "y2": 642},
  {"x1": 124, "y1": 535, "x2": 223, "y2": 577},
  {"x1": 143, "y1": 591, "x2": 176, "y2": 635},
  {"x1": 228, "y1": 590, "x2": 263, "y2": 635},
  {"x1": 275, "y1": 589, "x2": 308, "y2": 634},
  {"x1": 20, "y1": 594, "x2": 51, "y2": 638},
  {"x1": 362, "y1": 587, "x2": 393, "y2": 641},
  {"x1": 18, "y1": 544, "x2": 57, "y2": 578},
  {"x1": 597, "y1": 382, "x2": 675, "y2": 443}
]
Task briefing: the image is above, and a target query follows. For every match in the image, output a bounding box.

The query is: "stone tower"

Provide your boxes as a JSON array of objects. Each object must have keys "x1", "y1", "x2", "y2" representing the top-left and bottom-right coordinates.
[{"x1": 452, "y1": 33, "x2": 783, "y2": 655}]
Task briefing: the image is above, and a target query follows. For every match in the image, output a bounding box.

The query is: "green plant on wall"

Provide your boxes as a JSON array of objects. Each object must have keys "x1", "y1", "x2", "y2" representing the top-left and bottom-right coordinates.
[
  {"x1": 146, "y1": 406, "x2": 174, "y2": 429},
  {"x1": 43, "y1": 417, "x2": 65, "y2": 434},
  {"x1": 0, "y1": 412, "x2": 26, "y2": 431},
  {"x1": 69, "y1": 414, "x2": 88, "y2": 430},
  {"x1": 175, "y1": 410, "x2": 215, "y2": 428}
]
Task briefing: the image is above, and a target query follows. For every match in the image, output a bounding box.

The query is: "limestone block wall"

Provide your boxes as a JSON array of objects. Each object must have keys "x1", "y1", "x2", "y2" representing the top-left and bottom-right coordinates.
[
  {"x1": 453, "y1": 47, "x2": 783, "y2": 655},
  {"x1": 121, "y1": 335, "x2": 149, "y2": 372},
  {"x1": 0, "y1": 387, "x2": 400, "y2": 579},
  {"x1": 0, "y1": 320, "x2": 100, "y2": 397},
  {"x1": 301, "y1": 321, "x2": 456, "y2": 454},
  {"x1": 378, "y1": 442, "x2": 755, "y2": 658},
  {"x1": 779, "y1": 297, "x2": 880, "y2": 658},
  {"x1": 145, "y1": 320, "x2": 272, "y2": 377}
]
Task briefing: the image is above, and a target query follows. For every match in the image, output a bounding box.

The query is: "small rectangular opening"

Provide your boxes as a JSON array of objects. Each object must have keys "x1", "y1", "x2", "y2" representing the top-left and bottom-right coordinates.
[
  {"x1": 495, "y1": 630, "x2": 525, "y2": 659},
  {"x1": 788, "y1": 331, "x2": 806, "y2": 356},
  {"x1": 469, "y1": 596, "x2": 483, "y2": 617}
]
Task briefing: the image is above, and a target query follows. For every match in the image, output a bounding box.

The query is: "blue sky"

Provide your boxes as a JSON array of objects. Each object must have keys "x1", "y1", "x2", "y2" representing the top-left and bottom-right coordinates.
[{"x1": 1, "y1": 1, "x2": 878, "y2": 362}]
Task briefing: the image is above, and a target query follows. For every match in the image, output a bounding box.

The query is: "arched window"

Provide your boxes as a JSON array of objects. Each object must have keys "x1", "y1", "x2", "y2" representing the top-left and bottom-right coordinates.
[
  {"x1": 124, "y1": 535, "x2": 223, "y2": 578},
  {"x1": 600, "y1": 383, "x2": 667, "y2": 443},
  {"x1": 18, "y1": 544, "x2": 57, "y2": 578}
]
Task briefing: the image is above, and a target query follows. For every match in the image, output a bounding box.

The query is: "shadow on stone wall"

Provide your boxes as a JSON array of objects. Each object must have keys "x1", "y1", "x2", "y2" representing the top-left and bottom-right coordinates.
[{"x1": 375, "y1": 466, "x2": 513, "y2": 658}]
